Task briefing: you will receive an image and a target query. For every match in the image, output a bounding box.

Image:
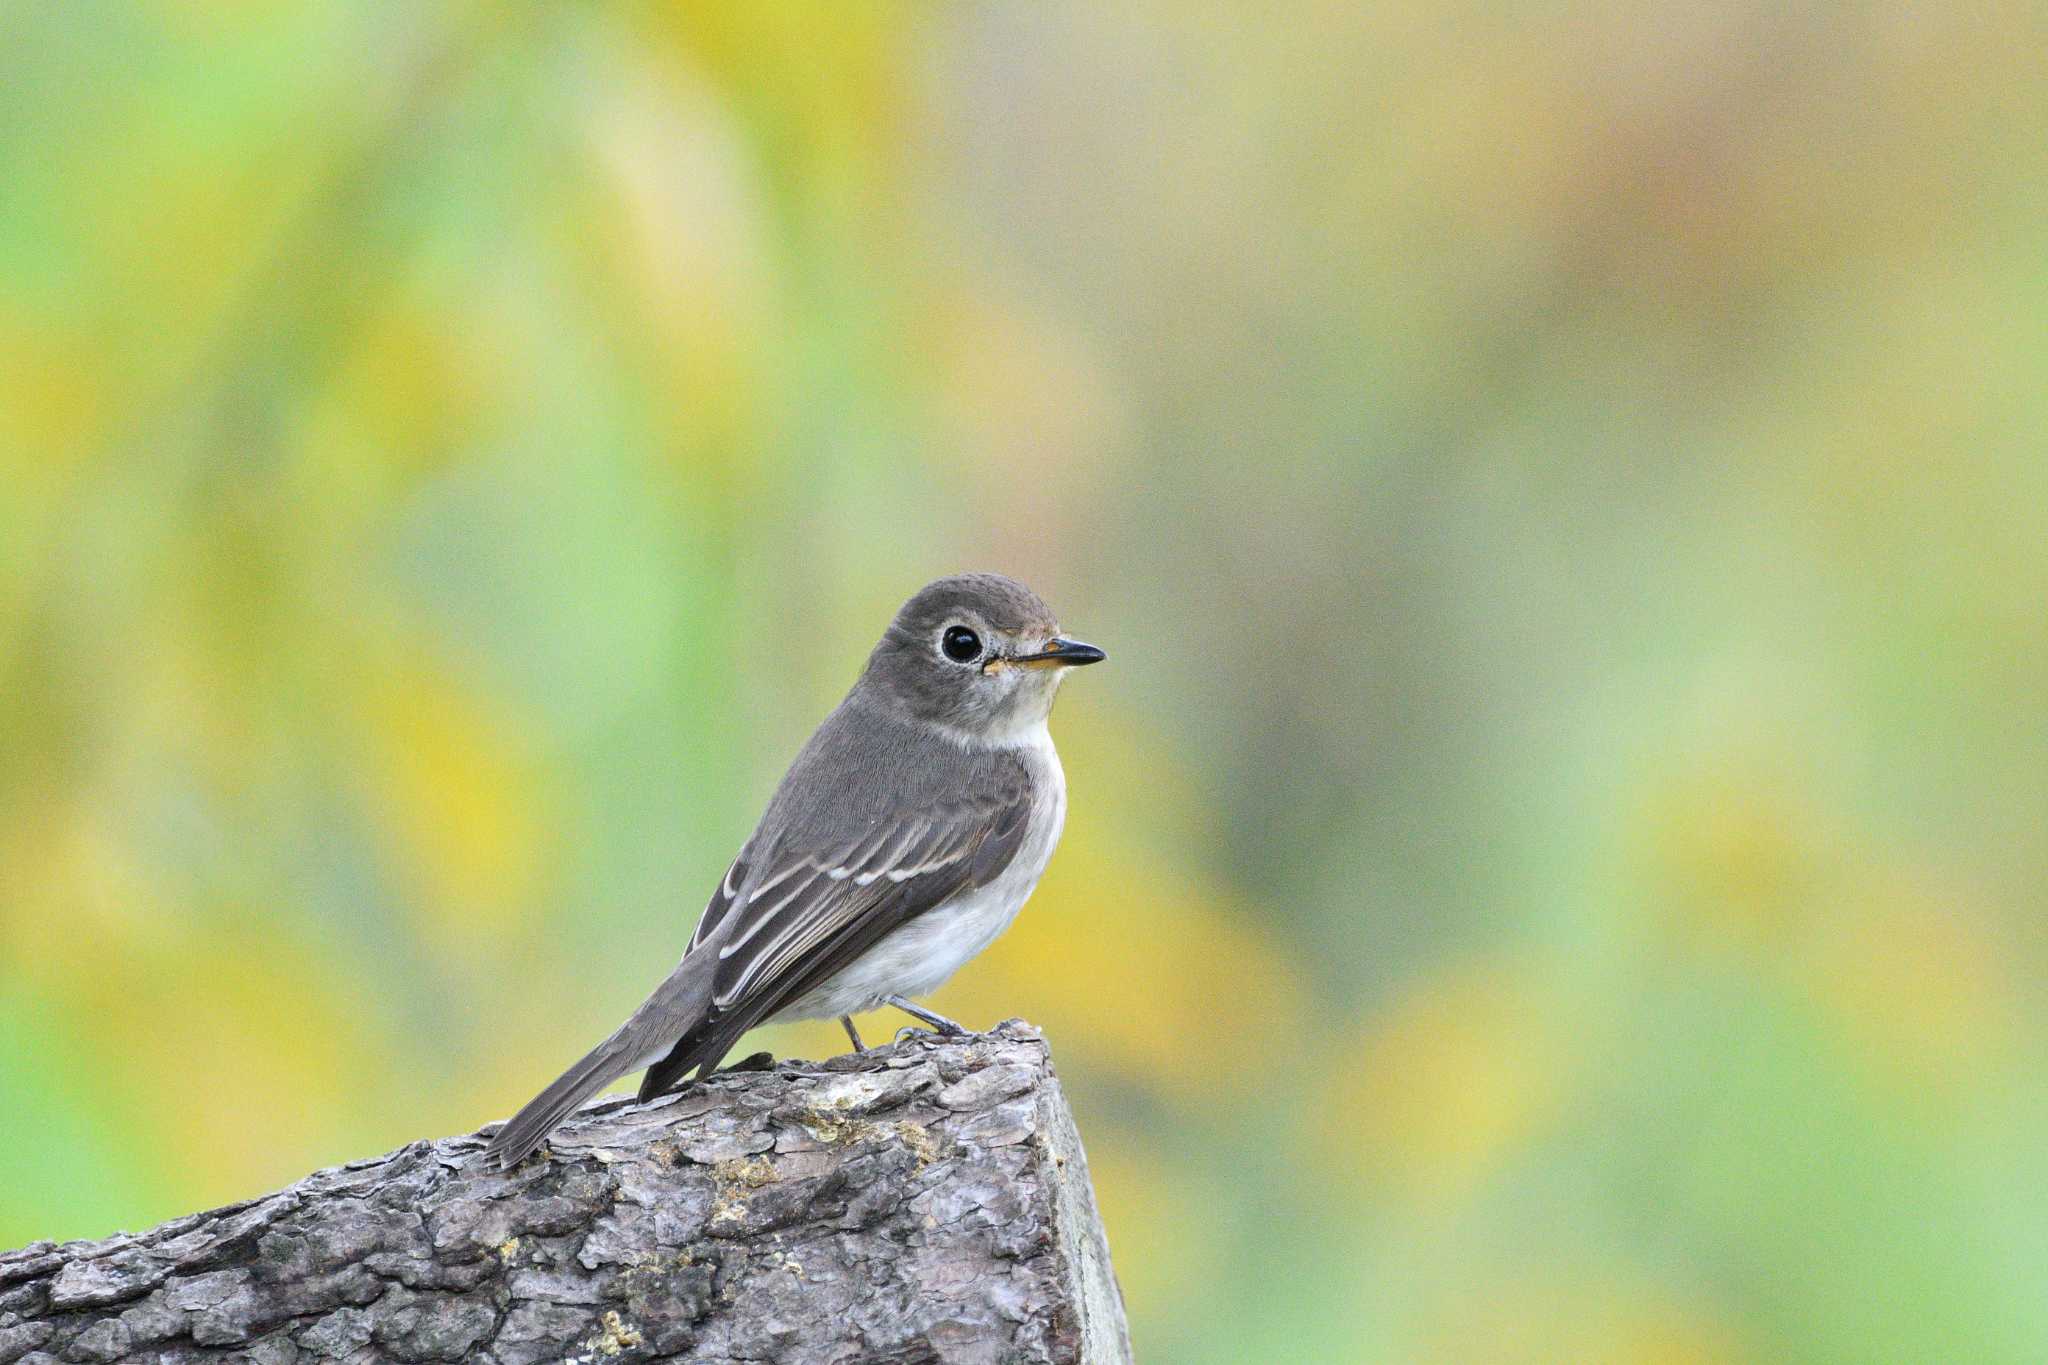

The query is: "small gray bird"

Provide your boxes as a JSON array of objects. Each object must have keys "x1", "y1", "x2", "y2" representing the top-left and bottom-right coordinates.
[{"x1": 484, "y1": 573, "x2": 1103, "y2": 1170}]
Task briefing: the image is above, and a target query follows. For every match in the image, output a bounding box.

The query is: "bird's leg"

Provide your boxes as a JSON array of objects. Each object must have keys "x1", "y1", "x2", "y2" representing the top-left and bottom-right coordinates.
[
  {"x1": 885, "y1": 995, "x2": 969, "y2": 1040},
  {"x1": 840, "y1": 1015, "x2": 867, "y2": 1052}
]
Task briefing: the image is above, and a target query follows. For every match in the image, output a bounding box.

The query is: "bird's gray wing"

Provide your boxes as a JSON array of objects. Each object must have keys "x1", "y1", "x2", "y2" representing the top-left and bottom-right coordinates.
[
  {"x1": 635, "y1": 762, "x2": 1034, "y2": 1098},
  {"x1": 686, "y1": 846, "x2": 755, "y2": 954}
]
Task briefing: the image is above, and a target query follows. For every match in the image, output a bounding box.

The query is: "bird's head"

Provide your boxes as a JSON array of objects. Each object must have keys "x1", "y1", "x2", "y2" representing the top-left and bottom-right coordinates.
[{"x1": 860, "y1": 572, "x2": 1104, "y2": 744}]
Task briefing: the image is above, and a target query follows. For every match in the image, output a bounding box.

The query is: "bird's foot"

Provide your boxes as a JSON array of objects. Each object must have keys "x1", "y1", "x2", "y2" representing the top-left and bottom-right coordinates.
[
  {"x1": 885, "y1": 995, "x2": 969, "y2": 1041},
  {"x1": 894, "y1": 1025, "x2": 964, "y2": 1045}
]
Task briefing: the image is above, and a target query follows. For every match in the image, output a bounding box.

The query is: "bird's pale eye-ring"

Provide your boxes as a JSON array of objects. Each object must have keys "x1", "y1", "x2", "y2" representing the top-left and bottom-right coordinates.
[{"x1": 940, "y1": 624, "x2": 983, "y2": 664}]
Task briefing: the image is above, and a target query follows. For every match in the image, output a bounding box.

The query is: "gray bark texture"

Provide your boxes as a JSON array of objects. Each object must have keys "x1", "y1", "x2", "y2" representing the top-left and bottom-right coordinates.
[{"x1": 0, "y1": 1021, "x2": 1131, "y2": 1365}]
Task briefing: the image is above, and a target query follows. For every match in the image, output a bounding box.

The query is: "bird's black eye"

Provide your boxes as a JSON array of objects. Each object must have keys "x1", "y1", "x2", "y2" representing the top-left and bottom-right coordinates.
[{"x1": 941, "y1": 625, "x2": 982, "y2": 663}]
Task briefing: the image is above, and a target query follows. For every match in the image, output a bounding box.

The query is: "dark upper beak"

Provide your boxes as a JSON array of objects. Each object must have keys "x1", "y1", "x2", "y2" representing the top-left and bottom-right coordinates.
[{"x1": 1012, "y1": 636, "x2": 1106, "y2": 669}]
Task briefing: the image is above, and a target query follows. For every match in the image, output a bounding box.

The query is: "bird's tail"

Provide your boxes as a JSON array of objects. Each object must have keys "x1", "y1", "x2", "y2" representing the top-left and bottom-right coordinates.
[{"x1": 482, "y1": 948, "x2": 718, "y2": 1171}]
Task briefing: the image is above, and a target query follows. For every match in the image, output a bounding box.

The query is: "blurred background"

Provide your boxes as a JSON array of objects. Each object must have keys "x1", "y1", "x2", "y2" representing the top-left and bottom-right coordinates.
[{"x1": 3, "y1": 3, "x2": 2045, "y2": 1359}]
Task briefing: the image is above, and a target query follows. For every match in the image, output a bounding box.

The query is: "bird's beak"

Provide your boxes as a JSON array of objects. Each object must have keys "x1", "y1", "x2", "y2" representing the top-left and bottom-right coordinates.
[{"x1": 1011, "y1": 637, "x2": 1106, "y2": 669}]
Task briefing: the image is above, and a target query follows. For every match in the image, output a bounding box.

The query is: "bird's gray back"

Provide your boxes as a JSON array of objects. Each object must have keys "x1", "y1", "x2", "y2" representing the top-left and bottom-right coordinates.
[{"x1": 755, "y1": 694, "x2": 1022, "y2": 851}]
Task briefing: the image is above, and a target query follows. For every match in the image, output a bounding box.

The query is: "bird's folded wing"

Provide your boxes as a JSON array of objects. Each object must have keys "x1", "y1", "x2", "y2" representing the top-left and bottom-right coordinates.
[
  {"x1": 686, "y1": 848, "x2": 755, "y2": 955},
  {"x1": 705, "y1": 779, "x2": 1033, "y2": 1017},
  {"x1": 630, "y1": 751, "x2": 1036, "y2": 1100}
]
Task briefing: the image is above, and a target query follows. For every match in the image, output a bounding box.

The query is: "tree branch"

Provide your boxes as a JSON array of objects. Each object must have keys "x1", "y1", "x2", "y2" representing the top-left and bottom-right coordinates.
[{"x1": 0, "y1": 1022, "x2": 1130, "y2": 1364}]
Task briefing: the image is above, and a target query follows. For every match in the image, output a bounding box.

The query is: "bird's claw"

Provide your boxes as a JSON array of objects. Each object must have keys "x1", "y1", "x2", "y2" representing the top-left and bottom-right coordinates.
[
  {"x1": 882, "y1": 995, "x2": 969, "y2": 1039},
  {"x1": 893, "y1": 1022, "x2": 969, "y2": 1045}
]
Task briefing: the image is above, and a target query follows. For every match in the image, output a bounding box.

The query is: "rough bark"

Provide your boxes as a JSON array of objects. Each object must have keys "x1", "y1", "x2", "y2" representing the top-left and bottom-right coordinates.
[{"x1": 0, "y1": 1021, "x2": 1130, "y2": 1365}]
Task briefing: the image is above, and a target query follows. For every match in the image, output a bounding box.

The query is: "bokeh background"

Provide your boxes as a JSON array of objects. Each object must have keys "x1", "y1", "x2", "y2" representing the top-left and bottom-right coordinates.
[{"x1": 4, "y1": 3, "x2": 2046, "y2": 1359}]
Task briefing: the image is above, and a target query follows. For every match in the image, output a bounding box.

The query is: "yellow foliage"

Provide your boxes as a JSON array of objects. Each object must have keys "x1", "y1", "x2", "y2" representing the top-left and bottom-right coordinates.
[
  {"x1": 358, "y1": 655, "x2": 549, "y2": 944},
  {"x1": 1637, "y1": 761, "x2": 1824, "y2": 954},
  {"x1": 1320, "y1": 960, "x2": 1564, "y2": 1211},
  {"x1": 0, "y1": 801, "x2": 394, "y2": 1212},
  {"x1": 570, "y1": 37, "x2": 776, "y2": 483},
  {"x1": 944, "y1": 807, "x2": 1303, "y2": 1102},
  {"x1": 0, "y1": 326, "x2": 104, "y2": 478},
  {"x1": 302, "y1": 300, "x2": 489, "y2": 482},
  {"x1": 1079, "y1": 1144, "x2": 1226, "y2": 1327},
  {"x1": 1805, "y1": 879, "x2": 2017, "y2": 1104},
  {"x1": 0, "y1": 802, "x2": 169, "y2": 988},
  {"x1": 1419, "y1": 1272, "x2": 1748, "y2": 1365}
]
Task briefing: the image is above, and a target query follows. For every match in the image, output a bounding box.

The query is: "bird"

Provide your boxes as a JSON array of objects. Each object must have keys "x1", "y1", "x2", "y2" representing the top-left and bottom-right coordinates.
[{"x1": 483, "y1": 572, "x2": 1104, "y2": 1170}]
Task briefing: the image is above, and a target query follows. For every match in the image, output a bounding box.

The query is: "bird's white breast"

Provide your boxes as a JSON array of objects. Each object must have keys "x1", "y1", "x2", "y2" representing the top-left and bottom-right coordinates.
[{"x1": 778, "y1": 725, "x2": 1066, "y2": 1021}]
